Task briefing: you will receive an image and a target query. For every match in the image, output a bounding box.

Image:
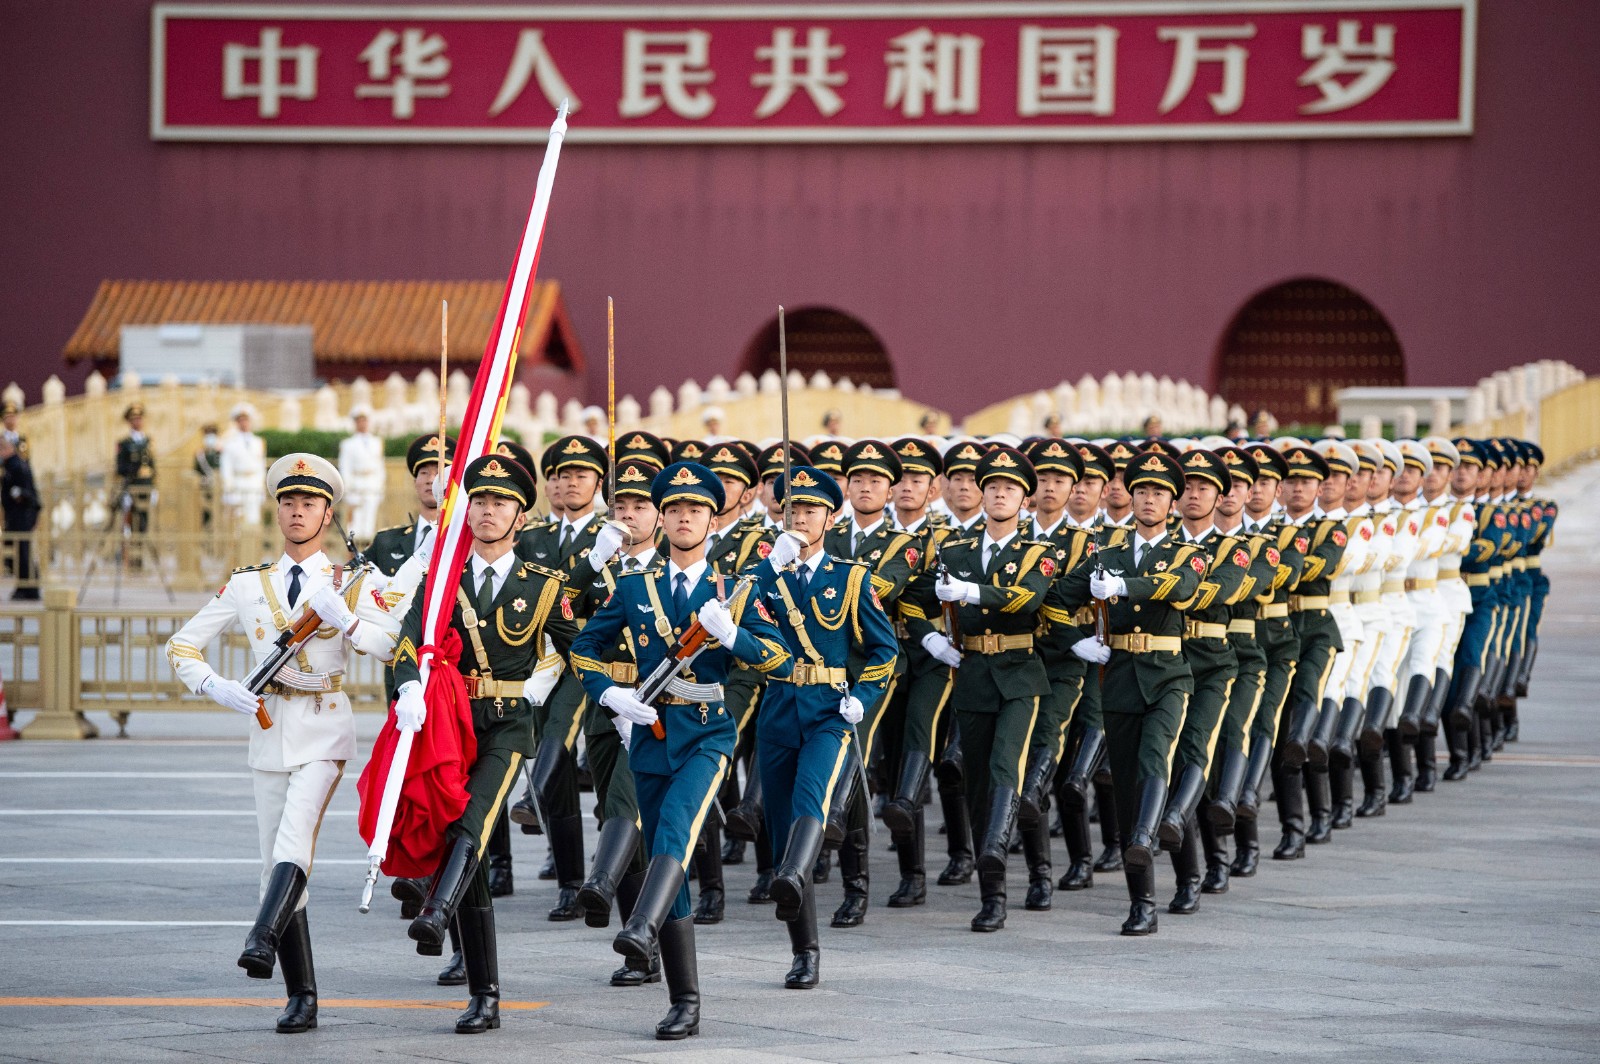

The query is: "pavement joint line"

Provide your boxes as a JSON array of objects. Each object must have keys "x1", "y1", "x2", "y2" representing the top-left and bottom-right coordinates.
[{"x1": 0, "y1": 998, "x2": 548, "y2": 1011}]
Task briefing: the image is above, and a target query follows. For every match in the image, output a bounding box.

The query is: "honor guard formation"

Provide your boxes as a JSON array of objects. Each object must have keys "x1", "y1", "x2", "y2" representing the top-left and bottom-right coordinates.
[{"x1": 164, "y1": 424, "x2": 1555, "y2": 1040}]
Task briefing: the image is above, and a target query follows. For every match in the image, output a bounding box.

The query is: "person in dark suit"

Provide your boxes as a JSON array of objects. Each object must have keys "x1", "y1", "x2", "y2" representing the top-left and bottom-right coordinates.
[{"x1": 1, "y1": 434, "x2": 40, "y2": 600}]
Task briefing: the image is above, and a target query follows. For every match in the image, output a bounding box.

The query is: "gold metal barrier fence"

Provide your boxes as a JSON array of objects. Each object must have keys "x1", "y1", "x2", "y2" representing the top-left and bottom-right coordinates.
[
  {"x1": 7, "y1": 588, "x2": 391, "y2": 739},
  {"x1": 1538, "y1": 378, "x2": 1600, "y2": 473}
]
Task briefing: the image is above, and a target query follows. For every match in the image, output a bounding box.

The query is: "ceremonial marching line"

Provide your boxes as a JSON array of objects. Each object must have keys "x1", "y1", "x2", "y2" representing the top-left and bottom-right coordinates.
[{"x1": 162, "y1": 424, "x2": 1555, "y2": 1041}]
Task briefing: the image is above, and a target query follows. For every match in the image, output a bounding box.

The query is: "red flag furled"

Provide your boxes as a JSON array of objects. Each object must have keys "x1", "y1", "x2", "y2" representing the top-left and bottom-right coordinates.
[{"x1": 358, "y1": 102, "x2": 571, "y2": 903}]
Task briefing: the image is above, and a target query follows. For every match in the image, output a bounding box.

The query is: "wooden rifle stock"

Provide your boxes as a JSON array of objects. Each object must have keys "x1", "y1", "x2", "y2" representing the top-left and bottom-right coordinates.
[{"x1": 245, "y1": 607, "x2": 328, "y2": 730}]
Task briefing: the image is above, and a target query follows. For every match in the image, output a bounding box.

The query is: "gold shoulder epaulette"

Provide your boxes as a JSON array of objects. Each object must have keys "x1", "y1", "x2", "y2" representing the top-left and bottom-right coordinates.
[
  {"x1": 518, "y1": 561, "x2": 567, "y2": 583},
  {"x1": 944, "y1": 535, "x2": 980, "y2": 549},
  {"x1": 231, "y1": 562, "x2": 272, "y2": 574}
]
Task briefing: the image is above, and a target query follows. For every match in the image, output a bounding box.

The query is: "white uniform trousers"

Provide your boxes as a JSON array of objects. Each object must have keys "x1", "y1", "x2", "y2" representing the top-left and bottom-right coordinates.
[
  {"x1": 253, "y1": 759, "x2": 344, "y2": 907},
  {"x1": 1401, "y1": 589, "x2": 1448, "y2": 688},
  {"x1": 1325, "y1": 603, "x2": 1364, "y2": 702},
  {"x1": 1345, "y1": 601, "x2": 1389, "y2": 702}
]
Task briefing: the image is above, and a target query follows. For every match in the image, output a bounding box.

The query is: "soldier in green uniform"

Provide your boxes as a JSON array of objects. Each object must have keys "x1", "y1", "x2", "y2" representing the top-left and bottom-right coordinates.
[
  {"x1": 1231, "y1": 443, "x2": 1306, "y2": 877},
  {"x1": 1052, "y1": 441, "x2": 1123, "y2": 892},
  {"x1": 930, "y1": 446, "x2": 1055, "y2": 932},
  {"x1": 1014, "y1": 438, "x2": 1094, "y2": 911},
  {"x1": 1158, "y1": 448, "x2": 1254, "y2": 915},
  {"x1": 393, "y1": 453, "x2": 580, "y2": 1034},
  {"x1": 1198, "y1": 444, "x2": 1279, "y2": 894},
  {"x1": 880, "y1": 436, "x2": 962, "y2": 908},
  {"x1": 819, "y1": 440, "x2": 920, "y2": 927},
  {"x1": 1051, "y1": 449, "x2": 1202, "y2": 936},
  {"x1": 507, "y1": 434, "x2": 611, "y2": 919},
  {"x1": 116, "y1": 402, "x2": 157, "y2": 534},
  {"x1": 368, "y1": 434, "x2": 456, "y2": 578}
]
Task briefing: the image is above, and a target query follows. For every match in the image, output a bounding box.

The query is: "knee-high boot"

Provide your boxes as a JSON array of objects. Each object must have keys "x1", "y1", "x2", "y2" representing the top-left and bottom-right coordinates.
[
  {"x1": 654, "y1": 916, "x2": 700, "y2": 1040},
  {"x1": 273, "y1": 909, "x2": 316, "y2": 1033}
]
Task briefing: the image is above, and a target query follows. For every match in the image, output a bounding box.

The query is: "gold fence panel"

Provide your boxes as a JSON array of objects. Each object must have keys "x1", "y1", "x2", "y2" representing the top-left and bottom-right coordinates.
[{"x1": 1538, "y1": 378, "x2": 1600, "y2": 473}]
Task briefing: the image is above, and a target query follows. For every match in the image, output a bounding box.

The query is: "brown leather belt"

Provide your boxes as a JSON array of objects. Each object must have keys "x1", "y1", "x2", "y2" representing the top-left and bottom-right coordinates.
[
  {"x1": 961, "y1": 633, "x2": 1035, "y2": 654},
  {"x1": 1258, "y1": 603, "x2": 1289, "y2": 619},
  {"x1": 1404, "y1": 577, "x2": 1437, "y2": 591},
  {"x1": 776, "y1": 663, "x2": 849, "y2": 686},
  {"x1": 1183, "y1": 621, "x2": 1228, "y2": 641},
  {"x1": 1108, "y1": 633, "x2": 1181, "y2": 654},
  {"x1": 463, "y1": 675, "x2": 526, "y2": 700},
  {"x1": 1289, "y1": 595, "x2": 1330, "y2": 612}
]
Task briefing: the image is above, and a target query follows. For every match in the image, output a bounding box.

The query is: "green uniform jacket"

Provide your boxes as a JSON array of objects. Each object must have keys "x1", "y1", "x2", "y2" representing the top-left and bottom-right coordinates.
[
  {"x1": 367, "y1": 521, "x2": 423, "y2": 578},
  {"x1": 826, "y1": 517, "x2": 921, "y2": 680},
  {"x1": 920, "y1": 532, "x2": 1054, "y2": 705},
  {"x1": 116, "y1": 435, "x2": 156, "y2": 487}
]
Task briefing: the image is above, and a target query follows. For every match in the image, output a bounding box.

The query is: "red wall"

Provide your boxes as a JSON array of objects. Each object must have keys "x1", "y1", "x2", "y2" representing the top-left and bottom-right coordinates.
[{"x1": 4, "y1": 0, "x2": 1598, "y2": 419}]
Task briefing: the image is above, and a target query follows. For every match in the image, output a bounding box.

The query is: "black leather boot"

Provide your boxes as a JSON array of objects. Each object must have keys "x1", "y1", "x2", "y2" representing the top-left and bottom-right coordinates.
[
  {"x1": 1271, "y1": 763, "x2": 1305, "y2": 859},
  {"x1": 537, "y1": 852, "x2": 557, "y2": 879},
  {"x1": 784, "y1": 887, "x2": 820, "y2": 989},
  {"x1": 411, "y1": 837, "x2": 477, "y2": 953},
  {"x1": 546, "y1": 814, "x2": 587, "y2": 921},
  {"x1": 692, "y1": 821, "x2": 726, "y2": 926},
  {"x1": 1158, "y1": 763, "x2": 1206, "y2": 853},
  {"x1": 579, "y1": 816, "x2": 642, "y2": 929},
  {"x1": 511, "y1": 738, "x2": 564, "y2": 834},
  {"x1": 971, "y1": 869, "x2": 1007, "y2": 932},
  {"x1": 887, "y1": 806, "x2": 927, "y2": 907},
  {"x1": 882, "y1": 755, "x2": 931, "y2": 837},
  {"x1": 1442, "y1": 720, "x2": 1470, "y2": 781},
  {"x1": 1021, "y1": 815, "x2": 1053, "y2": 911},
  {"x1": 613, "y1": 853, "x2": 684, "y2": 967},
  {"x1": 976, "y1": 788, "x2": 1021, "y2": 876},
  {"x1": 391, "y1": 876, "x2": 427, "y2": 921},
  {"x1": 1397, "y1": 673, "x2": 1431, "y2": 740},
  {"x1": 1421, "y1": 668, "x2": 1451, "y2": 736},
  {"x1": 1516, "y1": 637, "x2": 1538, "y2": 698},
  {"x1": 1477, "y1": 700, "x2": 1496, "y2": 763},
  {"x1": 937, "y1": 781, "x2": 975, "y2": 884},
  {"x1": 1330, "y1": 696, "x2": 1365, "y2": 765},
  {"x1": 453, "y1": 904, "x2": 500, "y2": 1033},
  {"x1": 726, "y1": 759, "x2": 764, "y2": 842},
  {"x1": 274, "y1": 909, "x2": 317, "y2": 1033},
  {"x1": 1308, "y1": 697, "x2": 1340, "y2": 768},
  {"x1": 1059, "y1": 728, "x2": 1105, "y2": 808},
  {"x1": 1330, "y1": 758, "x2": 1354, "y2": 829},
  {"x1": 1016, "y1": 746, "x2": 1058, "y2": 830},
  {"x1": 812, "y1": 849, "x2": 833, "y2": 883},
  {"x1": 1278, "y1": 696, "x2": 1319, "y2": 770},
  {"x1": 1092, "y1": 778, "x2": 1125, "y2": 871},
  {"x1": 1359, "y1": 686, "x2": 1394, "y2": 757},
  {"x1": 1355, "y1": 748, "x2": 1387, "y2": 817},
  {"x1": 935, "y1": 723, "x2": 964, "y2": 786},
  {"x1": 1305, "y1": 767, "x2": 1333, "y2": 843},
  {"x1": 1207, "y1": 747, "x2": 1247, "y2": 834},
  {"x1": 240, "y1": 862, "x2": 306, "y2": 979},
  {"x1": 1235, "y1": 737, "x2": 1274, "y2": 822},
  {"x1": 609, "y1": 870, "x2": 661, "y2": 986},
  {"x1": 721, "y1": 835, "x2": 746, "y2": 865},
  {"x1": 1231, "y1": 816, "x2": 1260, "y2": 877},
  {"x1": 1415, "y1": 731, "x2": 1438, "y2": 792},
  {"x1": 438, "y1": 919, "x2": 466, "y2": 986},
  {"x1": 1387, "y1": 729, "x2": 1415, "y2": 804},
  {"x1": 1198, "y1": 809, "x2": 1229, "y2": 894},
  {"x1": 1057, "y1": 795, "x2": 1094, "y2": 890},
  {"x1": 1167, "y1": 821, "x2": 1202, "y2": 914},
  {"x1": 1122, "y1": 776, "x2": 1168, "y2": 869},
  {"x1": 654, "y1": 915, "x2": 700, "y2": 1040},
  {"x1": 486, "y1": 814, "x2": 513, "y2": 898},
  {"x1": 822, "y1": 746, "x2": 863, "y2": 850},
  {"x1": 1120, "y1": 864, "x2": 1158, "y2": 936},
  {"x1": 772, "y1": 816, "x2": 826, "y2": 922},
  {"x1": 1447, "y1": 665, "x2": 1482, "y2": 730},
  {"x1": 831, "y1": 828, "x2": 869, "y2": 927}
]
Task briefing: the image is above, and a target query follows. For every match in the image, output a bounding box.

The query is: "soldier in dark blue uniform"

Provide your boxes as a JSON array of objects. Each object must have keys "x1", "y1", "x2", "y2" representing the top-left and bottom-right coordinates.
[
  {"x1": 571, "y1": 462, "x2": 791, "y2": 1040},
  {"x1": 753, "y1": 466, "x2": 898, "y2": 987}
]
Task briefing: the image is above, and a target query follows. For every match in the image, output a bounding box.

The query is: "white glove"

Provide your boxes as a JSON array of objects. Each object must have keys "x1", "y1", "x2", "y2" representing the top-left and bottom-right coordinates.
[
  {"x1": 590, "y1": 521, "x2": 627, "y2": 567},
  {"x1": 309, "y1": 586, "x2": 356, "y2": 631},
  {"x1": 937, "y1": 577, "x2": 981, "y2": 605},
  {"x1": 394, "y1": 680, "x2": 426, "y2": 732},
  {"x1": 697, "y1": 598, "x2": 738, "y2": 645},
  {"x1": 767, "y1": 530, "x2": 805, "y2": 570},
  {"x1": 1090, "y1": 573, "x2": 1127, "y2": 601},
  {"x1": 1072, "y1": 636, "x2": 1112, "y2": 664},
  {"x1": 921, "y1": 631, "x2": 963, "y2": 668},
  {"x1": 613, "y1": 716, "x2": 634, "y2": 751},
  {"x1": 601, "y1": 686, "x2": 659, "y2": 727},
  {"x1": 203, "y1": 675, "x2": 260, "y2": 716},
  {"x1": 839, "y1": 695, "x2": 865, "y2": 725}
]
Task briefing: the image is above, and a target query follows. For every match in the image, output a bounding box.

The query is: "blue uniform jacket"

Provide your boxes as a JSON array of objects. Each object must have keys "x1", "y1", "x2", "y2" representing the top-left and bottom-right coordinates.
[
  {"x1": 753, "y1": 554, "x2": 900, "y2": 750},
  {"x1": 571, "y1": 567, "x2": 791, "y2": 775}
]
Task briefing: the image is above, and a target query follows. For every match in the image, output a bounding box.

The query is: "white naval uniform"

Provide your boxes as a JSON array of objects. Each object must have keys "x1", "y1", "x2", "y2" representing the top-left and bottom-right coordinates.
[
  {"x1": 1345, "y1": 502, "x2": 1393, "y2": 703},
  {"x1": 220, "y1": 431, "x2": 268, "y2": 526},
  {"x1": 1322, "y1": 507, "x2": 1375, "y2": 705},
  {"x1": 1371, "y1": 500, "x2": 1421, "y2": 724},
  {"x1": 166, "y1": 551, "x2": 399, "y2": 901},
  {"x1": 1434, "y1": 495, "x2": 1477, "y2": 677},
  {"x1": 1398, "y1": 497, "x2": 1452, "y2": 689},
  {"x1": 337, "y1": 431, "x2": 387, "y2": 540}
]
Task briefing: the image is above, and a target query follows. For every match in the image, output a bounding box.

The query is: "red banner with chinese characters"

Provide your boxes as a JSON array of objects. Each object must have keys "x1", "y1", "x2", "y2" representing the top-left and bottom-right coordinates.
[{"x1": 151, "y1": 2, "x2": 1475, "y2": 143}]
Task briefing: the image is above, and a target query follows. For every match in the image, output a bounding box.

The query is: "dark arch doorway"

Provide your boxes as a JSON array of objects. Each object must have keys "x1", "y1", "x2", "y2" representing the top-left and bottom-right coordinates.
[
  {"x1": 740, "y1": 307, "x2": 895, "y2": 390},
  {"x1": 1215, "y1": 278, "x2": 1404, "y2": 427}
]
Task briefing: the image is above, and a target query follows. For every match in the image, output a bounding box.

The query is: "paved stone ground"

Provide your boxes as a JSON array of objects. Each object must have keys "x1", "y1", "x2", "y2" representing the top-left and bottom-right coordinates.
[{"x1": 3, "y1": 463, "x2": 1598, "y2": 1063}]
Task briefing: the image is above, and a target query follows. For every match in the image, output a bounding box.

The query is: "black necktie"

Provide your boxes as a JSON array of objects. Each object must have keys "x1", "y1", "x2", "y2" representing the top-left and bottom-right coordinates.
[
  {"x1": 559, "y1": 523, "x2": 575, "y2": 557},
  {"x1": 985, "y1": 542, "x2": 999, "y2": 576},
  {"x1": 798, "y1": 564, "x2": 812, "y2": 598},
  {"x1": 286, "y1": 565, "x2": 303, "y2": 609},
  {"x1": 673, "y1": 572, "x2": 690, "y2": 624},
  {"x1": 477, "y1": 565, "x2": 496, "y2": 616}
]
